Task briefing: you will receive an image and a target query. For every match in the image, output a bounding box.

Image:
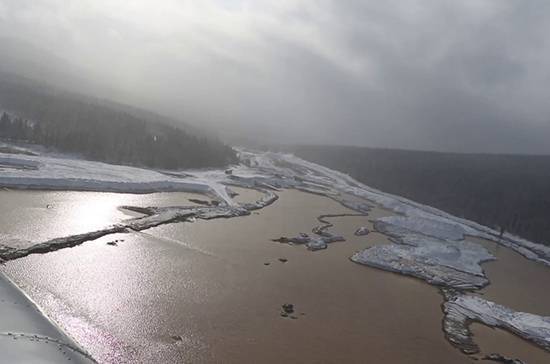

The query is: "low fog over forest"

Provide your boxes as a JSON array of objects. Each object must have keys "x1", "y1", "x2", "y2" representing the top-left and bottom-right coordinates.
[{"x1": 0, "y1": 74, "x2": 235, "y2": 169}]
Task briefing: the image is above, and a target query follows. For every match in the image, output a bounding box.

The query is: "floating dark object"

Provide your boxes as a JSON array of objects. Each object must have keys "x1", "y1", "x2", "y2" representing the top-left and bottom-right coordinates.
[
  {"x1": 188, "y1": 198, "x2": 212, "y2": 206},
  {"x1": 278, "y1": 258, "x2": 288, "y2": 263},
  {"x1": 188, "y1": 198, "x2": 220, "y2": 207},
  {"x1": 282, "y1": 303, "x2": 294, "y2": 314},
  {"x1": 482, "y1": 353, "x2": 526, "y2": 364},
  {"x1": 106, "y1": 241, "x2": 117, "y2": 246}
]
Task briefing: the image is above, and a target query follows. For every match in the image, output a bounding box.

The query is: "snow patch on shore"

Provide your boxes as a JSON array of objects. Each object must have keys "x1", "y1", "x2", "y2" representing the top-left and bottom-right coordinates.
[{"x1": 0, "y1": 152, "x2": 233, "y2": 204}]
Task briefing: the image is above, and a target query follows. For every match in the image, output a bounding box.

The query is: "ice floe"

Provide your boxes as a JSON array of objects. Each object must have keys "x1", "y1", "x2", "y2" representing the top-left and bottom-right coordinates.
[
  {"x1": 351, "y1": 236, "x2": 494, "y2": 290},
  {"x1": 272, "y1": 213, "x2": 361, "y2": 251},
  {"x1": 442, "y1": 289, "x2": 550, "y2": 355}
]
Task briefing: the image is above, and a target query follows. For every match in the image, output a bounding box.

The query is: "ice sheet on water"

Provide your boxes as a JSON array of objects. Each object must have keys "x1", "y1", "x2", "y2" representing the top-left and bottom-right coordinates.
[
  {"x1": 443, "y1": 290, "x2": 550, "y2": 354},
  {"x1": 351, "y1": 235, "x2": 494, "y2": 290}
]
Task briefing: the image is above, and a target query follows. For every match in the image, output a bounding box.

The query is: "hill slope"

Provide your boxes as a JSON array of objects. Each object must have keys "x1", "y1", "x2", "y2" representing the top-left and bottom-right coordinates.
[{"x1": 0, "y1": 74, "x2": 236, "y2": 170}]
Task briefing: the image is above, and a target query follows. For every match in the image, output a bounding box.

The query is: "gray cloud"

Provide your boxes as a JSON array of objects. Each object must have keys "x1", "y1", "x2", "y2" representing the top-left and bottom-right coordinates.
[{"x1": 1, "y1": 0, "x2": 549, "y2": 154}]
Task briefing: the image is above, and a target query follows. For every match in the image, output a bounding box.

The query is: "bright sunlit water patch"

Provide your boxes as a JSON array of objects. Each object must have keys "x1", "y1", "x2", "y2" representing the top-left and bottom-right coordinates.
[{"x1": 0, "y1": 190, "x2": 209, "y2": 245}]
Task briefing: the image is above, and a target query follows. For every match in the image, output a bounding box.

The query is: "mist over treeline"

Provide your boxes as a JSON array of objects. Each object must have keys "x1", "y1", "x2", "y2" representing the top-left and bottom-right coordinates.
[
  {"x1": 0, "y1": 76, "x2": 236, "y2": 169},
  {"x1": 2, "y1": 1, "x2": 550, "y2": 154}
]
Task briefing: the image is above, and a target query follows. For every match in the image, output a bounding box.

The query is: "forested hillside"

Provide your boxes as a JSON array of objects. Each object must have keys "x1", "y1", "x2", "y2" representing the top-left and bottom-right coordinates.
[
  {"x1": 0, "y1": 76, "x2": 236, "y2": 169},
  {"x1": 291, "y1": 145, "x2": 550, "y2": 246}
]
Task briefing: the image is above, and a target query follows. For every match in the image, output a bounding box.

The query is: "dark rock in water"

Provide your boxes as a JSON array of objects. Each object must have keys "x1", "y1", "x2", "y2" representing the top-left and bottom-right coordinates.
[
  {"x1": 278, "y1": 258, "x2": 288, "y2": 263},
  {"x1": 354, "y1": 227, "x2": 370, "y2": 236},
  {"x1": 272, "y1": 237, "x2": 290, "y2": 244},
  {"x1": 264, "y1": 262, "x2": 270, "y2": 266},
  {"x1": 282, "y1": 303, "x2": 294, "y2": 314},
  {"x1": 272, "y1": 233, "x2": 310, "y2": 245},
  {"x1": 272, "y1": 231, "x2": 343, "y2": 251},
  {"x1": 106, "y1": 241, "x2": 117, "y2": 246},
  {"x1": 482, "y1": 354, "x2": 526, "y2": 364},
  {"x1": 188, "y1": 198, "x2": 213, "y2": 206},
  {"x1": 170, "y1": 335, "x2": 183, "y2": 342},
  {"x1": 227, "y1": 188, "x2": 239, "y2": 197}
]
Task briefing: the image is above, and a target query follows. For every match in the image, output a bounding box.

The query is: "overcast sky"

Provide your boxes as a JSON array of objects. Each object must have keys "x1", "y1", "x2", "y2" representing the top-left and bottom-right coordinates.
[{"x1": 1, "y1": 0, "x2": 550, "y2": 154}]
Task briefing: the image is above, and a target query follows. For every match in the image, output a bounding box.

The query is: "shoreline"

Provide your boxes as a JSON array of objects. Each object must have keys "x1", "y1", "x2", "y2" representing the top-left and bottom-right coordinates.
[
  {"x1": 0, "y1": 271, "x2": 95, "y2": 363},
  {"x1": 2, "y1": 148, "x2": 550, "y2": 362}
]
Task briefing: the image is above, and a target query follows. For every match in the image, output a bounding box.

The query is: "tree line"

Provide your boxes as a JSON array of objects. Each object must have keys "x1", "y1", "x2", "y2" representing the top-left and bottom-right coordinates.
[{"x1": 0, "y1": 79, "x2": 236, "y2": 169}]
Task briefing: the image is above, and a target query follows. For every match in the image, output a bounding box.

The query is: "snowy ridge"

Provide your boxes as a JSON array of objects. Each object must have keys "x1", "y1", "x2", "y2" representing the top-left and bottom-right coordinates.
[{"x1": 0, "y1": 152, "x2": 233, "y2": 204}]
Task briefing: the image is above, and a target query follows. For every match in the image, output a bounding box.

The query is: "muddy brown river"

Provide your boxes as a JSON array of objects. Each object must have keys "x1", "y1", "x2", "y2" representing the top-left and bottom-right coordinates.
[{"x1": 1, "y1": 189, "x2": 549, "y2": 363}]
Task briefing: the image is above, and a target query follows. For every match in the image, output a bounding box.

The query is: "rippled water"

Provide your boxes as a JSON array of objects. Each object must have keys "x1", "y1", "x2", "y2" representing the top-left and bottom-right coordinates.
[
  {"x1": 0, "y1": 190, "x2": 209, "y2": 243},
  {"x1": 1, "y1": 189, "x2": 549, "y2": 363}
]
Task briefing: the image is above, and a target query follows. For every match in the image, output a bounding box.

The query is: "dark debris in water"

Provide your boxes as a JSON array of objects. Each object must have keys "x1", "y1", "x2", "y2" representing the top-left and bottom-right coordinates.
[
  {"x1": 282, "y1": 303, "x2": 294, "y2": 314},
  {"x1": 106, "y1": 239, "x2": 124, "y2": 246},
  {"x1": 481, "y1": 353, "x2": 526, "y2": 364}
]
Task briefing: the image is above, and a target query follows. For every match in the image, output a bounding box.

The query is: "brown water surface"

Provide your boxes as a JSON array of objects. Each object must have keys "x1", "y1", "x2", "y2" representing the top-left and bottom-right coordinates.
[
  {"x1": 472, "y1": 323, "x2": 550, "y2": 364},
  {"x1": 1, "y1": 189, "x2": 549, "y2": 363},
  {"x1": 1, "y1": 190, "x2": 469, "y2": 363}
]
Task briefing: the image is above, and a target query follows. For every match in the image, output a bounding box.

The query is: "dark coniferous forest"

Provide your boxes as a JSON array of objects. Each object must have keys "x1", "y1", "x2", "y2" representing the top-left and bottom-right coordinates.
[
  {"x1": 291, "y1": 145, "x2": 550, "y2": 246},
  {"x1": 0, "y1": 77, "x2": 236, "y2": 169}
]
